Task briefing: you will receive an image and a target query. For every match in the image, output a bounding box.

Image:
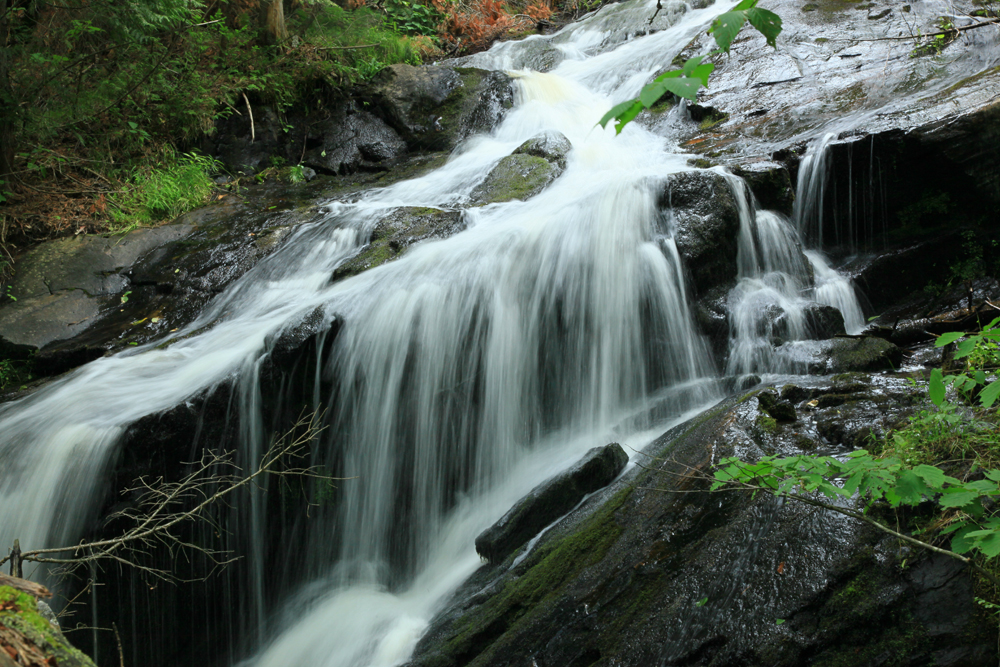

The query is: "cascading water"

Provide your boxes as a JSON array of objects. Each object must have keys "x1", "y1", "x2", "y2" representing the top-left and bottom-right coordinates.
[{"x1": 0, "y1": 0, "x2": 872, "y2": 665}]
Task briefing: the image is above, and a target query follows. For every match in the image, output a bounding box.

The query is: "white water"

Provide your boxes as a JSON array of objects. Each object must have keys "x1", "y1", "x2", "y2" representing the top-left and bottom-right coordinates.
[{"x1": 0, "y1": 0, "x2": 870, "y2": 664}]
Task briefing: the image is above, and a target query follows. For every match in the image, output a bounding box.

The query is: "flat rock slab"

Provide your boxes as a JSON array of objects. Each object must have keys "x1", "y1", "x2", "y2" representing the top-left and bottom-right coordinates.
[{"x1": 475, "y1": 443, "x2": 628, "y2": 564}]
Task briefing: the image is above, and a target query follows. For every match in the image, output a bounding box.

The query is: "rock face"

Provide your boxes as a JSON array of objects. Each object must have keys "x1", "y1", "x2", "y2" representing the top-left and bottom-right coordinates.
[
  {"x1": 475, "y1": 443, "x2": 629, "y2": 564},
  {"x1": 365, "y1": 65, "x2": 515, "y2": 152},
  {"x1": 406, "y1": 383, "x2": 993, "y2": 667},
  {"x1": 656, "y1": 170, "x2": 740, "y2": 295}
]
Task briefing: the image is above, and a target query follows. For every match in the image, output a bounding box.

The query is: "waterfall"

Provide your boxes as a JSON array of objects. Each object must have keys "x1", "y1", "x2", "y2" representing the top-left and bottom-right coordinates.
[{"x1": 0, "y1": 0, "x2": 874, "y2": 664}]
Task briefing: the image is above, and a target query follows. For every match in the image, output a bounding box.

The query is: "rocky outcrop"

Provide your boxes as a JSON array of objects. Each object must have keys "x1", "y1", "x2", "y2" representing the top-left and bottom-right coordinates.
[
  {"x1": 405, "y1": 378, "x2": 990, "y2": 667},
  {"x1": 474, "y1": 443, "x2": 628, "y2": 564},
  {"x1": 365, "y1": 65, "x2": 515, "y2": 152},
  {"x1": 656, "y1": 170, "x2": 740, "y2": 295}
]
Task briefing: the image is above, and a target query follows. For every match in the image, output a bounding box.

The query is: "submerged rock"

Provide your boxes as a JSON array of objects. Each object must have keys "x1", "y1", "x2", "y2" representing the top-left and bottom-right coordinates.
[{"x1": 474, "y1": 443, "x2": 628, "y2": 564}]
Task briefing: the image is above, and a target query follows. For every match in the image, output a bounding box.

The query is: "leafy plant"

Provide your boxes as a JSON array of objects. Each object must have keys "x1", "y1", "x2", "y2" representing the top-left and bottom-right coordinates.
[
  {"x1": 931, "y1": 316, "x2": 1000, "y2": 409},
  {"x1": 110, "y1": 151, "x2": 219, "y2": 226},
  {"x1": 599, "y1": 0, "x2": 781, "y2": 133}
]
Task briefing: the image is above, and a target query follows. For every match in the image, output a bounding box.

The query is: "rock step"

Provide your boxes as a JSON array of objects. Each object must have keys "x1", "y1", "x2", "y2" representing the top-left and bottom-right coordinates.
[{"x1": 475, "y1": 443, "x2": 628, "y2": 564}]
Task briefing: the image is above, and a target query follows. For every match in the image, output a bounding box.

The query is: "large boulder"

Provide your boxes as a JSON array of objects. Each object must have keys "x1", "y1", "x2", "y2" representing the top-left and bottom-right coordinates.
[
  {"x1": 365, "y1": 65, "x2": 515, "y2": 152},
  {"x1": 656, "y1": 170, "x2": 741, "y2": 295},
  {"x1": 405, "y1": 382, "x2": 990, "y2": 667},
  {"x1": 474, "y1": 443, "x2": 629, "y2": 564},
  {"x1": 0, "y1": 585, "x2": 96, "y2": 667}
]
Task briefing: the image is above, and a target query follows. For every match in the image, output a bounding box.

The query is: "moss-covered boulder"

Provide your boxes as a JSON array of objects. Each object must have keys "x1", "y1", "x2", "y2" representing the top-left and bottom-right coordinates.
[
  {"x1": 331, "y1": 207, "x2": 465, "y2": 281},
  {"x1": 656, "y1": 170, "x2": 740, "y2": 296},
  {"x1": 0, "y1": 586, "x2": 96, "y2": 667},
  {"x1": 366, "y1": 65, "x2": 514, "y2": 152},
  {"x1": 469, "y1": 132, "x2": 571, "y2": 205}
]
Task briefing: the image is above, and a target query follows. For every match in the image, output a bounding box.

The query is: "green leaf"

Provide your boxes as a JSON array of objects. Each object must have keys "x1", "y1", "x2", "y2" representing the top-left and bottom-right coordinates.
[
  {"x1": 954, "y1": 338, "x2": 979, "y2": 359},
  {"x1": 695, "y1": 596, "x2": 708, "y2": 607},
  {"x1": 952, "y1": 525, "x2": 978, "y2": 554},
  {"x1": 939, "y1": 490, "x2": 981, "y2": 508},
  {"x1": 640, "y1": 76, "x2": 706, "y2": 105},
  {"x1": 597, "y1": 100, "x2": 645, "y2": 134},
  {"x1": 894, "y1": 469, "x2": 928, "y2": 505},
  {"x1": 709, "y1": 11, "x2": 748, "y2": 52},
  {"x1": 983, "y1": 469, "x2": 1000, "y2": 483},
  {"x1": 935, "y1": 331, "x2": 966, "y2": 347},
  {"x1": 980, "y1": 380, "x2": 1000, "y2": 408},
  {"x1": 775, "y1": 618, "x2": 785, "y2": 625},
  {"x1": 929, "y1": 368, "x2": 945, "y2": 406},
  {"x1": 744, "y1": 7, "x2": 782, "y2": 47},
  {"x1": 733, "y1": 0, "x2": 758, "y2": 9},
  {"x1": 912, "y1": 464, "x2": 960, "y2": 489}
]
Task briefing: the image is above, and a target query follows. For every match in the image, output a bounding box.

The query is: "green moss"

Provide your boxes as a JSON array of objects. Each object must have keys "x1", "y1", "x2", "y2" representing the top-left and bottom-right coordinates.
[
  {"x1": 756, "y1": 413, "x2": 778, "y2": 433},
  {"x1": 443, "y1": 486, "x2": 633, "y2": 665},
  {"x1": 0, "y1": 586, "x2": 96, "y2": 666}
]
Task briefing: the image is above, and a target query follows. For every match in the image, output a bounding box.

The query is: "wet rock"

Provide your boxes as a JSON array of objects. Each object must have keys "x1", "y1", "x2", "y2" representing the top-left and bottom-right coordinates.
[
  {"x1": 757, "y1": 389, "x2": 797, "y2": 422},
  {"x1": 470, "y1": 154, "x2": 556, "y2": 205},
  {"x1": 302, "y1": 104, "x2": 407, "y2": 175},
  {"x1": 366, "y1": 65, "x2": 514, "y2": 152},
  {"x1": 407, "y1": 392, "x2": 992, "y2": 667},
  {"x1": 828, "y1": 336, "x2": 903, "y2": 372},
  {"x1": 474, "y1": 443, "x2": 628, "y2": 563},
  {"x1": 513, "y1": 131, "x2": 571, "y2": 169},
  {"x1": 772, "y1": 302, "x2": 846, "y2": 341},
  {"x1": 657, "y1": 170, "x2": 740, "y2": 295},
  {"x1": 332, "y1": 207, "x2": 465, "y2": 281},
  {"x1": 731, "y1": 162, "x2": 795, "y2": 216}
]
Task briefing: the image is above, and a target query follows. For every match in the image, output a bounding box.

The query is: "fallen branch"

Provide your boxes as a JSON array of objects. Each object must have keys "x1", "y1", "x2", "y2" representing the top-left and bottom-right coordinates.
[{"x1": 243, "y1": 91, "x2": 255, "y2": 144}]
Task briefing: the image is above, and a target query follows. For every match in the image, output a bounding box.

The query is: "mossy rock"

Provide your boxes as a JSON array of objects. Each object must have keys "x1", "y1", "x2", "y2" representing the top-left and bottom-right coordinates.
[
  {"x1": 469, "y1": 153, "x2": 557, "y2": 205},
  {"x1": 829, "y1": 337, "x2": 903, "y2": 372},
  {"x1": 0, "y1": 586, "x2": 96, "y2": 667},
  {"x1": 332, "y1": 207, "x2": 465, "y2": 280}
]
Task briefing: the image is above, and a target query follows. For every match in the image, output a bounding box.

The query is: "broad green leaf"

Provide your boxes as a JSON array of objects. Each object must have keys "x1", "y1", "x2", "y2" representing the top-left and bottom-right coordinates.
[
  {"x1": 681, "y1": 55, "x2": 706, "y2": 75},
  {"x1": 929, "y1": 368, "x2": 945, "y2": 406},
  {"x1": 965, "y1": 479, "x2": 1000, "y2": 493},
  {"x1": 912, "y1": 464, "x2": 960, "y2": 489},
  {"x1": 733, "y1": 0, "x2": 758, "y2": 9},
  {"x1": 653, "y1": 69, "x2": 683, "y2": 82},
  {"x1": 954, "y1": 338, "x2": 978, "y2": 359},
  {"x1": 935, "y1": 332, "x2": 966, "y2": 347},
  {"x1": 984, "y1": 316, "x2": 1000, "y2": 331},
  {"x1": 744, "y1": 7, "x2": 782, "y2": 47},
  {"x1": 598, "y1": 100, "x2": 640, "y2": 130},
  {"x1": 709, "y1": 11, "x2": 748, "y2": 52},
  {"x1": 689, "y1": 63, "x2": 716, "y2": 87},
  {"x1": 984, "y1": 469, "x2": 1000, "y2": 483},
  {"x1": 951, "y1": 525, "x2": 977, "y2": 554},
  {"x1": 980, "y1": 380, "x2": 1000, "y2": 408},
  {"x1": 894, "y1": 469, "x2": 928, "y2": 505},
  {"x1": 939, "y1": 490, "x2": 981, "y2": 508}
]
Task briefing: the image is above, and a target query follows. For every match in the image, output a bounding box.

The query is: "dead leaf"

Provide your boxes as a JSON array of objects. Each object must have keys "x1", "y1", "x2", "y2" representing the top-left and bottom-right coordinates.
[{"x1": 777, "y1": 561, "x2": 785, "y2": 575}]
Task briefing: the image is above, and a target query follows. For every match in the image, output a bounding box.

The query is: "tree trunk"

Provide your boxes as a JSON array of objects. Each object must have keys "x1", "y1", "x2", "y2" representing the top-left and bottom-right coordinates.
[
  {"x1": 262, "y1": 0, "x2": 288, "y2": 44},
  {"x1": 0, "y1": 0, "x2": 16, "y2": 186}
]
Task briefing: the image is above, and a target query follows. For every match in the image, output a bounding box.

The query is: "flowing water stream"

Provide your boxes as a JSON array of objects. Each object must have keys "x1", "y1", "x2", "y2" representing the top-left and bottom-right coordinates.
[{"x1": 0, "y1": 0, "x2": 871, "y2": 665}]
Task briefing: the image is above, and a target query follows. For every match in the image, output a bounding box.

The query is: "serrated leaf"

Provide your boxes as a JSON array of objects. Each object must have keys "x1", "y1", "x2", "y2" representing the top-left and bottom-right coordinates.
[
  {"x1": 912, "y1": 464, "x2": 960, "y2": 489},
  {"x1": 894, "y1": 469, "x2": 928, "y2": 505},
  {"x1": 980, "y1": 380, "x2": 1000, "y2": 408},
  {"x1": 984, "y1": 469, "x2": 1000, "y2": 483},
  {"x1": 936, "y1": 331, "x2": 966, "y2": 347},
  {"x1": 688, "y1": 63, "x2": 715, "y2": 87},
  {"x1": 709, "y1": 11, "x2": 748, "y2": 52},
  {"x1": 965, "y1": 479, "x2": 999, "y2": 493},
  {"x1": 744, "y1": 7, "x2": 782, "y2": 47},
  {"x1": 733, "y1": 0, "x2": 758, "y2": 9},
  {"x1": 939, "y1": 490, "x2": 981, "y2": 508},
  {"x1": 951, "y1": 525, "x2": 977, "y2": 554},
  {"x1": 954, "y1": 338, "x2": 978, "y2": 359}
]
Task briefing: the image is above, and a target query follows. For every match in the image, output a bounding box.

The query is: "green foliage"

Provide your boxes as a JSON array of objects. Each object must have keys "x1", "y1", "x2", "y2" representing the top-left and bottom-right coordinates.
[
  {"x1": 0, "y1": 358, "x2": 34, "y2": 392},
  {"x1": 109, "y1": 151, "x2": 218, "y2": 226},
  {"x1": 598, "y1": 0, "x2": 782, "y2": 134},
  {"x1": 383, "y1": 0, "x2": 444, "y2": 36},
  {"x1": 712, "y1": 451, "x2": 1000, "y2": 558},
  {"x1": 931, "y1": 316, "x2": 1000, "y2": 408}
]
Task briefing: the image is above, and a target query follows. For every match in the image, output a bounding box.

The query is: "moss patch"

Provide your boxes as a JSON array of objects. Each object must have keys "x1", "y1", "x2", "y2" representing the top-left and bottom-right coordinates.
[{"x1": 0, "y1": 586, "x2": 96, "y2": 667}]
